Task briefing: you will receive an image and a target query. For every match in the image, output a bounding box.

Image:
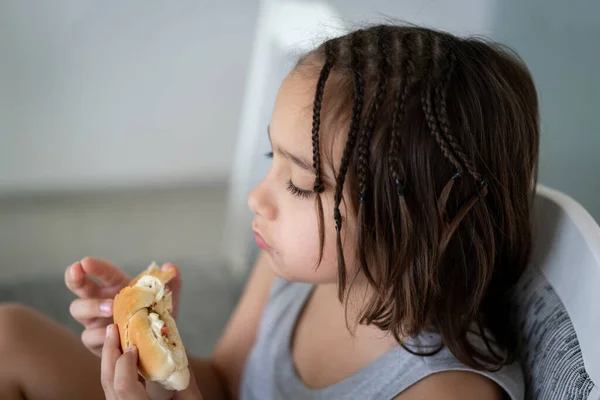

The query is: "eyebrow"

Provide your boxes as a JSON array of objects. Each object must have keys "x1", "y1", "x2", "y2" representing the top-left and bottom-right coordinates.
[
  {"x1": 268, "y1": 126, "x2": 313, "y2": 172},
  {"x1": 267, "y1": 126, "x2": 334, "y2": 186}
]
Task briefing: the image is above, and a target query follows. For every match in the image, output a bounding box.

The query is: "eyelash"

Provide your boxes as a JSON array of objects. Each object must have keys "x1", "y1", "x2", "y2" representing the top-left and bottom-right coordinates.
[
  {"x1": 264, "y1": 152, "x2": 313, "y2": 199},
  {"x1": 286, "y1": 180, "x2": 313, "y2": 199}
]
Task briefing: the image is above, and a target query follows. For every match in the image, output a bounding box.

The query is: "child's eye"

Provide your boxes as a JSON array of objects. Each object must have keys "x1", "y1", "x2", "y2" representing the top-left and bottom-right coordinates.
[
  {"x1": 286, "y1": 180, "x2": 313, "y2": 199},
  {"x1": 265, "y1": 152, "x2": 274, "y2": 159}
]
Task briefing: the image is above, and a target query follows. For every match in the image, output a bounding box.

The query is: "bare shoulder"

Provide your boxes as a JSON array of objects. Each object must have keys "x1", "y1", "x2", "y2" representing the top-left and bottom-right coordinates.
[{"x1": 393, "y1": 370, "x2": 504, "y2": 400}]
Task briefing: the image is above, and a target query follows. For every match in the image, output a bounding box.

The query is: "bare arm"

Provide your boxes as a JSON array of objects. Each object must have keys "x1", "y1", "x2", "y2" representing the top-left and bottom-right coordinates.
[
  {"x1": 393, "y1": 370, "x2": 504, "y2": 400},
  {"x1": 188, "y1": 252, "x2": 275, "y2": 400}
]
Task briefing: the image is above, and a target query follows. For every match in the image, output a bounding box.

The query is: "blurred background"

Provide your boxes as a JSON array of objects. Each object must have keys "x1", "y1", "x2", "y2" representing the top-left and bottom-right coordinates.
[{"x1": 0, "y1": 0, "x2": 598, "y2": 356}]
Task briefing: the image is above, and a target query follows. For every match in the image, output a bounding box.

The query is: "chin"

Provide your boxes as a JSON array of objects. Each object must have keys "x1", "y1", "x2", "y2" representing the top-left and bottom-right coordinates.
[{"x1": 264, "y1": 251, "x2": 337, "y2": 284}]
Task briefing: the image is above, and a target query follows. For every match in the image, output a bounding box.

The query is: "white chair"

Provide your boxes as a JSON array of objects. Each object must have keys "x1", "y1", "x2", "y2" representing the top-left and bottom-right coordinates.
[{"x1": 512, "y1": 184, "x2": 600, "y2": 399}]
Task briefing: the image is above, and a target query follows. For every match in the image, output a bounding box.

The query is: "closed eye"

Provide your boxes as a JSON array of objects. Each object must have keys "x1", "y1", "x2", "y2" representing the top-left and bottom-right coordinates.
[
  {"x1": 265, "y1": 151, "x2": 313, "y2": 199},
  {"x1": 286, "y1": 180, "x2": 312, "y2": 199}
]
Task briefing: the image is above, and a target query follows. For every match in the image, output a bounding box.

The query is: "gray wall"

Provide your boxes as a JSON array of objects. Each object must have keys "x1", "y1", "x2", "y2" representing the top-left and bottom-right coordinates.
[
  {"x1": 0, "y1": 1, "x2": 258, "y2": 279},
  {"x1": 491, "y1": 0, "x2": 600, "y2": 220},
  {"x1": 0, "y1": 1, "x2": 258, "y2": 195}
]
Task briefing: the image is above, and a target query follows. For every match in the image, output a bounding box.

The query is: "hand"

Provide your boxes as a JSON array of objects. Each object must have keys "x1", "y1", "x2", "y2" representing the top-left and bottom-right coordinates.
[
  {"x1": 65, "y1": 257, "x2": 183, "y2": 357},
  {"x1": 102, "y1": 324, "x2": 203, "y2": 400}
]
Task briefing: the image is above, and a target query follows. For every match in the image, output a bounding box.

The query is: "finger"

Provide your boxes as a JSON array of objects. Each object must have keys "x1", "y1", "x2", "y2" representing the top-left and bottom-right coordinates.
[
  {"x1": 114, "y1": 346, "x2": 148, "y2": 399},
  {"x1": 85, "y1": 317, "x2": 115, "y2": 330},
  {"x1": 65, "y1": 261, "x2": 101, "y2": 299},
  {"x1": 174, "y1": 366, "x2": 204, "y2": 400},
  {"x1": 101, "y1": 324, "x2": 121, "y2": 399},
  {"x1": 75, "y1": 317, "x2": 113, "y2": 332},
  {"x1": 70, "y1": 298, "x2": 113, "y2": 323},
  {"x1": 162, "y1": 263, "x2": 181, "y2": 294},
  {"x1": 81, "y1": 257, "x2": 131, "y2": 288},
  {"x1": 162, "y1": 263, "x2": 181, "y2": 318},
  {"x1": 82, "y1": 326, "x2": 112, "y2": 352},
  {"x1": 146, "y1": 381, "x2": 174, "y2": 399}
]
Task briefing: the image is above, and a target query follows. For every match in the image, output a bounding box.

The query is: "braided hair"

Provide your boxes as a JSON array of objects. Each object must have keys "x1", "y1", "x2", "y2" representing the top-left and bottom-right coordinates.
[
  {"x1": 330, "y1": 30, "x2": 365, "y2": 298},
  {"x1": 354, "y1": 26, "x2": 391, "y2": 293},
  {"x1": 310, "y1": 39, "x2": 336, "y2": 265}
]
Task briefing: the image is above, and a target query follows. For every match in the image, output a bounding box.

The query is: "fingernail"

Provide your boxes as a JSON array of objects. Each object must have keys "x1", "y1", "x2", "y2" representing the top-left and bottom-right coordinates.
[
  {"x1": 100, "y1": 300, "x2": 112, "y2": 314},
  {"x1": 125, "y1": 345, "x2": 136, "y2": 353},
  {"x1": 106, "y1": 324, "x2": 113, "y2": 338}
]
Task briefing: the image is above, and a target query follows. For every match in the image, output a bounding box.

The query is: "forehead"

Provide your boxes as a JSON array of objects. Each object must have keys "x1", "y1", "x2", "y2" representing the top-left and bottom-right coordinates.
[
  {"x1": 270, "y1": 72, "x2": 314, "y2": 149},
  {"x1": 270, "y1": 71, "x2": 345, "y2": 175}
]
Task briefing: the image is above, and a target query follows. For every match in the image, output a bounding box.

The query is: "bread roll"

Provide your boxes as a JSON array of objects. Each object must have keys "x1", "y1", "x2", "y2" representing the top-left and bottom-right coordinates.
[{"x1": 113, "y1": 262, "x2": 189, "y2": 391}]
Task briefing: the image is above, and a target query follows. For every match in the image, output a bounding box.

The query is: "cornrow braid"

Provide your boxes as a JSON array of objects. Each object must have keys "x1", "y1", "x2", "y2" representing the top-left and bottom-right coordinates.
[
  {"x1": 311, "y1": 39, "x2": 336, "y2": 266},
  {"x1": 418, "y1": 34, "x2": 470, "y2": 302},
  {"x1": 433, "y1": 46, "x2": 489, "y2": 257},
  {"x1": 386, "y1": 32, "x2": 415, "y2": 276},
  {"x1": 435, "y1": 49, "x2": 475, "y2": 173},
  {"x1": 356, "y1": 26, "x2": 390, "y2": 203},
  {"x1": 434, "y1": 48, "x2": 462, "y2": 218},
  {"x1": 388, "y1": 32, "x2": 414, "y2": 193},
  {"x1": 333, "y1": 31, "x2": 364, "y2": 208},
  {"x1": 355, "y1": 26, "x2": 392, "y2": 291},
  {"x1": 420, "y1": 35, "x2": 463, "y2": 174},
  {"x1": 430, "y1": 44, "x2": 488, "y2": 201},
  {"x1": 332, "y1": 30, "x2": 365, "y2": 299},
  {"x1": 434, "y1": 50, "x2": 481, "y2": 182},
  {"x1": 312, "y1": 40, "x2": 336, "y2": 193}
]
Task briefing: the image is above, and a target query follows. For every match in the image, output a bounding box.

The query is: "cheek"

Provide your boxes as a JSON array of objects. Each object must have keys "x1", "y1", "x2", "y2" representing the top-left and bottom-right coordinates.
[{"x1": 274, "y1": 196, "x2": 342, "y2": 284}]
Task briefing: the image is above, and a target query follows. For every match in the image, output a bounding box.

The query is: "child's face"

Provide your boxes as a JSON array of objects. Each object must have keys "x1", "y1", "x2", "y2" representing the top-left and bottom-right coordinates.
[{"x1": 248, "y1": 71, "x2": 357, "y2": 284}]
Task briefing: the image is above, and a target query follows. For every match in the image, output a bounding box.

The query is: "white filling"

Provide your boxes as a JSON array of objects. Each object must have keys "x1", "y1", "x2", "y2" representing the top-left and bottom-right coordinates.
[
  {"x1": 135, "y1": 274, "x2": 177, "y2": 369},
  {"x1": 135, "y1": 276, "x2": 165, "y2": 300},
  {"x1": 148, "y1": 312, "x2": 176, "y2": 369},
  {"x1": 148, "y1": 312, "x2": 167, "y2": 339}
]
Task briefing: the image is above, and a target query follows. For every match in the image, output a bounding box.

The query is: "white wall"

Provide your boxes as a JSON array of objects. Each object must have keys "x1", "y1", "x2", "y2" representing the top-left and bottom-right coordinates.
[{"x1": 0, "y1": 1, "x2": 258, "y2": 195}]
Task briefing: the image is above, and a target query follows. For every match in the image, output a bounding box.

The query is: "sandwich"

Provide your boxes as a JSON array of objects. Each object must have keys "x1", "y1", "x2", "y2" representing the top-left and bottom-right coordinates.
[{"x1": 113, "y1": 262, "x2": 189, "y2": 391}]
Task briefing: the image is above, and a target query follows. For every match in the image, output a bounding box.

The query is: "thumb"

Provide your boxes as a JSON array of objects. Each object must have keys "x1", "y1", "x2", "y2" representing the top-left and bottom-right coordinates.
[
  {"x1": 173, "y1": 366, "x2": 204, "y2": 400},
  {"x1": 161, "y1": 263, "x2": 182, "y2": 319}
]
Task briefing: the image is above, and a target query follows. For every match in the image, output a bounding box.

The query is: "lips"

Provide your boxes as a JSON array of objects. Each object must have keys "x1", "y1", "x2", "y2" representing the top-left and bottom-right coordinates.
[
  {"x1": 252, "y1": 226, "x2": 274, "y2": 253},
  {"x1": 254, "y1": 232, "x2": 269, "y2": 250}
]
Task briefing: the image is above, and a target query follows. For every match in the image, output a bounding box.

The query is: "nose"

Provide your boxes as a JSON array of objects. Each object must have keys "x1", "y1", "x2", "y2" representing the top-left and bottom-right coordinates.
[{"x1": 247, "y1": 177, "x2": 277, "y2": 220}]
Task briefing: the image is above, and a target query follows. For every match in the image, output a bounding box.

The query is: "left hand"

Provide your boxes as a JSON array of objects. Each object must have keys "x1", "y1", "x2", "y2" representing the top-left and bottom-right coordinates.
[{"x1": 102, "y1": 324, "x2": 204, "y2": 400}]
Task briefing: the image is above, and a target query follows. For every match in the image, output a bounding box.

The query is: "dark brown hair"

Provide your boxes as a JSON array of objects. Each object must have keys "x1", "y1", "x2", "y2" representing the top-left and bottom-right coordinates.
[{"x1": 297, "y1": 24, "x2": 540, "y2": 371}]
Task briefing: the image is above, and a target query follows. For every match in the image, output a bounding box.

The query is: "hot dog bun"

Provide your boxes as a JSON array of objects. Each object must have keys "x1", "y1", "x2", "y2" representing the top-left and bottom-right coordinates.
[{"x1": 113, "y1": 262, "x2": 190, "y2": 391}]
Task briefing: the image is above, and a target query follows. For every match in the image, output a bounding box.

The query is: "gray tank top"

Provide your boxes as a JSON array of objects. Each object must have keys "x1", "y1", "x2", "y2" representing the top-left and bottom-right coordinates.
[{"x1": 241, "y1": 278, "x2": 524, "y2": 400}]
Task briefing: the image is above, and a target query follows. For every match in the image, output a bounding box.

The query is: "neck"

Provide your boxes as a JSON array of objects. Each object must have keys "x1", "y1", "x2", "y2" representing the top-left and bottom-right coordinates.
[{"x1": 316, "y1": 277, "x2": 394, "y2": 341}]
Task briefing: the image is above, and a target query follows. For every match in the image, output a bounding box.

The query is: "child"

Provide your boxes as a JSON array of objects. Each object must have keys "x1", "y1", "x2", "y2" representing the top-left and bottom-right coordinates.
[{"x1": 0, "y1": 23, "x2": 539, "y2": 400}]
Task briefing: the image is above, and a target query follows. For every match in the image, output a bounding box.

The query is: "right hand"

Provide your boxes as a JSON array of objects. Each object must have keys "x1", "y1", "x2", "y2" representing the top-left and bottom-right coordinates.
[
  {"x1": 65, "y1": 257, "x2": 183, "y2": 357},
  {"x1": 102, "y1": 324, "x2": 203, "y2": 400}
]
